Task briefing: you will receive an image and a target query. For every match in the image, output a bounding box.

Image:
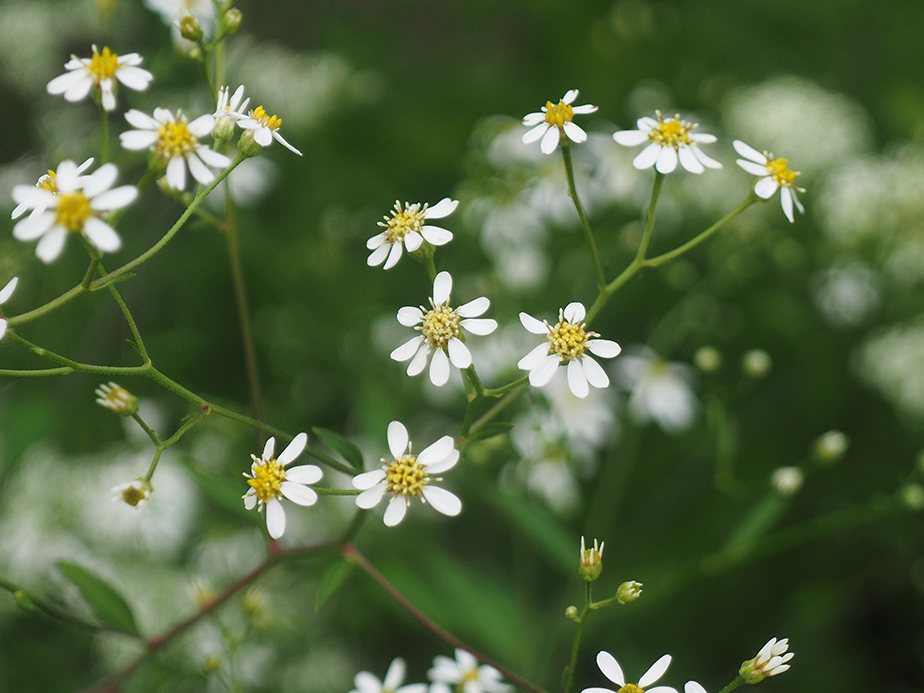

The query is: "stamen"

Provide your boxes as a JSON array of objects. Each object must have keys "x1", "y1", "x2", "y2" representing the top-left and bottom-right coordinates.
[
  {"x1": 385, "y1": 454, "x2": 429, "y2": 497},
  {"x1": 378, "y1": 201, "x2": 427, "y2": 243},
  {"x1": 648, "y1": 111, "x2": 695, "y2": 149},
  {"x1": 38, "y1": 171, "x2": 58, "y2": 193},
  {"x1": 251, "y1": 106, "x2": 283, "y2": 131},
  {"x1": 85, "y1": 46, "x2": 120, "y2": 83},
  {"x1": 121, "y1": 485, "x2": 146, "y2": 506},
  {"x1": 419, "y1": 302, "x2": 461, "y2": 350},
  {"x1": 618, "y1": 685, "x2": 643, "y2": 693},
  {"x1": 765, "y1": 157, "x2": 798, "y2": 187},
  {"x1": 546, "y1": 313, "x2": 597, "y2": 361},
  {"x1": 247, "y1": 456, "x2": 286, "y2": 504},
  {"x1": 54, "y1": 192, "x2": 93, "y2": 232},
  {"x1": 544, "y1": 99, "x2": 575, "y2": 128},
  {"x1": 156, "y1": 121, "x2": 198, "y2": 160}
]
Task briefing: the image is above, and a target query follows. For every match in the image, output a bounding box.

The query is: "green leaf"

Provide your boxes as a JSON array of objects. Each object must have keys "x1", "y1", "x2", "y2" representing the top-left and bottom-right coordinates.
[
  {"x1": 316, "y1": 560, "x2": 353, "y2": 612},
  {"x1": 466, "y1": 421, "x2": 514, "y2": 443},
  {"x1": 312, "y1": 427, "x2": 364, "y2": 472},
  {"x1": 56, "y1": 561, "x2": 139, "y2": 635}
]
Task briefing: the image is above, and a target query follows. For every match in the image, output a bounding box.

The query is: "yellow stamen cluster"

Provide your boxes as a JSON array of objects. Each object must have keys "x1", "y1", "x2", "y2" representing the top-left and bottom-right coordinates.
[
  {"x1": 544, "y1": 99, "x2": 574, "y2": 128},
  {"x1": 547, "y1": 313, "x2": 597, "y2": 362},
  {"x1": 251, "y1": 106, "x2": 282, "y2": 132},
  {"x1": 85, "y1": 46, "x2": 120, "y2": 83},
  {"x1": 119, "y1": 482, "x2": 149, "y2": 507},
  {"x1": 156, "y1": 121, "x2": 197, "y2": 160},
  {"x1": 247, "y1": 456, "x2": 285, "y2": 504},
  {"x1": 648, "y1": 111, "x2": 694, "y2": 149},
  {"x1": 38, "y1": 171, "x2": 58, "y2": 193},
  {"x1": 618, "y1": 685, "x2": 643, "y2": 693},
  {"x1": 461, "y1": 671, "x2": 481, "y2": 686},
  {"x1": 765, "y1": 156, "x2": 799, "y2": 188},
  {"x1": 379, "y1": 201, "x2": 427, "y2": 243},
  {"x1": 419, "y1": 302, "x2": 461, "y2": 350},
  {"x1": 385, "y1": 454, "x2": 429, "y2": 497},
  {"x1": 55, "y1": 192, "x2": 93, "y2": 232}
]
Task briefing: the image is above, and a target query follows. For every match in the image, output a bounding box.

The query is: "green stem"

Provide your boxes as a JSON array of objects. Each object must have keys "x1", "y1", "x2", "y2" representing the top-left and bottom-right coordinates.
[
  {"x1": 0, "y1": 367, "x2": 73, "y2": 377},
  {"x1": 482, "y1": 375, "x2": 529, "y2": 398},
  {"x1": 312, "y1": 487, "x2": 361, "y2": 496},
  {"x1": 561, "y1": 581, "x2": 592, "y2": 693},
  {"x1": 466, "y1": 383, "x2": 528, "y2": 439},
  {"x1": 8, "y1": 333, "x2": 148, "y2": 375},
  {"x1": 718, "y1": 676, "x2": 746, "y2": 693},
  {"x1": 561, "y1": 143, "x2": 605, "y2": 288},
  {"x1": 99, "y1": 102, "x2": 109, "y2": 164}
]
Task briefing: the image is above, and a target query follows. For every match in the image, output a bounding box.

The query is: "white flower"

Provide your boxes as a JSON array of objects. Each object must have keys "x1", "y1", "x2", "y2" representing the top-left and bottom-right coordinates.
[
  {"x1": 581, "y1": 651, "x2": 676, "y2": 693},
  {"x1": 242, "y1": 433, "x2": 322, "y2": 540},
  {"x1": 771, "y1": 466, "x2": 803, "y2": 496},
  {"x1": 613, "y1": 110, "x2": 721, "y2": 174},
  {"x1": 94, "y1": 382, "x2": 138, "y2": 416},
  {"x1": 111, "y1": 478, "x2": 152, "y2": 512},
  {"x1": 390, "y1": 271, "x2": 497, "y2": 387},
  {"x1": 120, "y1": 107, "x2": 232, "y2": 190},
  {"x1": 11, "y1": 158, "x2": 94, "y2": 220},
  {"x1": 236, "y1": 105, "x2": 302, "y2": 155},
  {"x1": 429, "y1": 649, "x2": 512, "y2": 693},
  {"x1": 46, "y1": 45, "x2": 153, "y2": 112},
  {"x1": 522, "y1": 89, "x2": 598, "y2": 155},
  {"x1": 213, "y1": 84, "x2": 250, "y2": 141},
  {"x1": 0, "y1": 276, "x2": 19, "y2": 341},
  {"x1": 733, "y1": 139, "x2": 806, "y2": 223},
  {"x1": 12, "y1": 160, "x2": 138, "y2": 263},
  {"x1": 740, "y1": 638, "x2": 793, "y2": 683},
  {"x1": 352, "y1": 421, "x2": 461, "y2": 526},
  {"x1": 517, "y1": 302, "x2": 621, "y2": 399},
  {"x1": 615, "y1": 346, "x2": 698, "y2": 434},
  {"x1": 350, "y1": 658, "x2": 427, "y2": 693},
  {"x1": 367, "y1": 198, "x2": 458, "y2": 269}
]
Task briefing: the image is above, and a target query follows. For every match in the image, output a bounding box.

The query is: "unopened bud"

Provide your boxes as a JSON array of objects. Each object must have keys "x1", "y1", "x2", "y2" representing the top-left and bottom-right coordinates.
[
  {"x1": 238, "y1": 129, "x2": 263, "y2": 158},
  {"x1": 224, "y1": 8, "x2": 242, "y2": 34},
  {"x1": 771, "y1": 467, "x2": 803, "y2": 496},
  {"x1": 178, "y1": 14, "x2": 203, "y2": 42},
  {"x1": 694, "y1": 346, "x2": 722, "y2": 373},
  {"x1": 579, "y1": 536, "x2": 604, "y2": 582},
  {"x1": 813, "y1": 430, "x2": 848, "y2": 464},
  {"x1": 616, "y1": 580, "x2": 642, "y2": 604},
  {"x1": 902, "y1": 484, "x2": 924, "y2": 511},
  {"x1": 742, "y1": 349, "x2": 771, "y2": 378},
  {"x1": 565, "y1": 605, "x2": 579, "y2": 621},
  {"x1": 740, "y1": 637, "x2": 793, "y2": 684},
  {"x1": 95, "y1": 382, "x2": 137, "y2": 416}
]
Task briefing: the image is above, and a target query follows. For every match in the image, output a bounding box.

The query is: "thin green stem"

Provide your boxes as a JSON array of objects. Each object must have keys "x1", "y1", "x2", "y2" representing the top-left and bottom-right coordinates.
[
  {"x1": 482, "y1": 375, "x2": 529, "y2": 398},
  {"x1": 80, "y1": 256, "x2": 101, "y2": 291},
  {"x1": 561, "y1": 581, "x2": 592, "y2": 693},
  {"x1": 8, "y1": 333, "x2": 147, "y2": 374},
  {"x1": 717, "y1": 676, "x2": 745, "y2": 693},
  {"x1": 312, "y1": 487, "x2": 361, "y2": 496},
  {"x1": 466, "y1": 383, "x2": 528, "y2": 439},
  {"x1": 0, "y1": 367, "x2": 73, "y2": 377},
  {"x1": 99, "y1": 102, "x2": 109, "y2": 164},
  {"x1": 131, "y1": 411, "x2": 162, "y2": 446},
  {"x1": 561, "y1": 143, "x2": 605, "y2": 288}
]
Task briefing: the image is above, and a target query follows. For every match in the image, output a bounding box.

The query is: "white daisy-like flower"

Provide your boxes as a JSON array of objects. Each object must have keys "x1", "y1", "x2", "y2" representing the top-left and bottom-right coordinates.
[
  {"x1": 581, "y1": 651, "x2": 677, "y2": 693},
  {"x1": 242, "y1": 433, "x2": 322, "y2": 540},
  {"x1": 739, "y1": 638, "x2": 793, "y2": 683},
  {"x1": 94, "y1": 382, "x2": 138, "y2": 416},
  {"x1": 111, "y1": 478, "x2": 152, "y2": 512},
  {"x1": 0, "y1": 276, "x2": 19, "y2": 341},
  {"x1": 11, "y1": 158, "x2": 94, "y2": 220},
  {"x1": 12, "y1": 160, "x2": 138, "y2": 263},
  {"x1": 350, "y1": 658, "x2": 427, "y2": 693},
  {"x1": 120, "y1": 107, "x2": 232, "y2": 190},
  {"x1": 517, "y1": 302, "x2": 621, "y2": 399},
  {"x1": 390, "y1": 271, "x2": 497, "y2": 387},
  {"x1": 615, "y1": 346, "x2": 698, "y2": 434},
  {"x1": 521, "y1": 89, "x2": 598, "y2": 155},
  {"x1": 212, "y1": 84, "x2": 250, "y2": 141},
  {"x1": 613, "y1": 110, "x2": 722, "y2": 174},
  {"x1": 235, "y1": 105, "x2": 302, "y2": 155},
  {"x1": 367, "y1": 198, "x2": 458, "y2": 270},
  {"x1": 46, "y1": 45, "x2": 153, "y2": 112},
  {"x1": 733, "y1": 140, "x2": 806, "y2": 223},
  {"x1": 428, "y1": 649, "x2": 512, "y2": 693},
  {"x1": 351, "y1": 421, "x2": 461, "y2": 527}
]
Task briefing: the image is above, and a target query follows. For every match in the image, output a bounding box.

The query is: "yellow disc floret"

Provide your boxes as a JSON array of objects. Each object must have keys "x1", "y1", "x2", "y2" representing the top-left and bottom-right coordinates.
[
  {"x1": 55, "y1": 192, "x2": 93, "y2": 232},
  {"x1": 420, "y1": 302, "x2": 461, "y2": 350},
  {"x1": 544, "y1": 99, "x2": 575, "y2": 128},
  {"x1": 156, "y1": 121, "x2": 198, "y2": 160},
  {"x1": 618, "y1": 685, "x2": 644, "y2": 693},
  {"x1": 379, "y1": 201, "x2": 427, "y2": 244},
  {"x1": 251, "y1": 106, "x2": 283, "y2": 132},
  {"x1": 38, "y1": 171, "x2": 58, "y2": 193},
  {"x1": 85, "y1": 46, "x2": 120, "y2": 83},
  {"x1": 247, "y1": 456, "x2": 286, "y2": 504},
  {"x1": 121, "y1": 484, "x2": 147, "y2": 506},
  {"x1": 765, "y1": 156, "x2": 799, "y2": 187},
  {"x1": 385, "y1": 454, "x2": 429, "y2": 497},
  {"x1": 547, "y1": 312, "x2": 598, "y2": 362},
  {"x1": 648, "y1": 111, "x2": 695, "y2": 149}
]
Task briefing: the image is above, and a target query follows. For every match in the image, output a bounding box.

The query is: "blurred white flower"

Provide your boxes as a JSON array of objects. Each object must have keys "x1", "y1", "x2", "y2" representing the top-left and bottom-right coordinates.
[
  {"x1": 0, "y1": 276, "x2": 18, "y2": 341},
  {"x1": 11, "y1": 157, "x2": 94, "y2": 220},
  {"x1": 812, "y1": 263, "x2": 880, "y2": 327},
  {"x1": 367, "y1": 198, "x2": 458, "y2": 270},
  {"x1": 111, "y1": 478, "x2": 152, "y2": 511},
  {"x1": 613, "y1": 111, "x2": 721, "y2": 174},
  {"x1": 582, "y1": 651, "x2": 676, "y2": 693},
  {"x1": 144, "y1": 0, "x2": 216, "y2": 47},
  {"x1": 46, "y1": 45, "x2": 153, "y2": 112},
  {"x1": 615, "y1": 346, "x2": 697, "y2": 434},
  {"x1": 733, "y1": 139, "x2": 805, "y2": 222},
  {"x1": 857, "y1": 321, "x2": 924, "y2": 418},
  {"x1": 521, "y1": 89, "x2": 598, "y2": 155},
  {"x1": 428, "y1": 649, "x2": 512, "y2": 693},
  {"x1": 771, "y1": 467, "x2": 803, "y2": 496},
  {"x1": 350, "y1": 658, "x2": 426, "y2": 693}
]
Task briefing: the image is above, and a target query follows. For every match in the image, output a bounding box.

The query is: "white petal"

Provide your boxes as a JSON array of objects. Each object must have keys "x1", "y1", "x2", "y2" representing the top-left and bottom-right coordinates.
[
  {"x1": 633, "y1": 143, "x2": 661, "y2": 170},
  {"x1": 540, "y1": 126, "x2": 561, "y2": 155},
  {"x1": 356, "y1": 482, "x2": 387, "y2": 509},
  {"x1": 586, "y1": 339, "x2": 621, "y2": 358},
  {"x1": 792, "y1": 189, "x2": 805, "y2": 215},
  {"x1": 754, "y1": 176, "x2": 779, "y2": 199},
  {"x1": 152, "y1": 107, "x2": 175, "y2": 123},
  {"x1": 263, "y1": 438, "x2": 276, "y2": 461},
  {"x1": 562, "y1": 89, "x2": 579, "y2": 104},
  {"x1": 678, "y1": 145, "x2": 704, "y2": 174},
  {"x1": 581, "y1": 355, "x2": 610, "y2": 388},
  {"x1": 692, "y1": 147, "x2": 722, "y2": 169},
  {"x1": 433, "y1": 271, "x2": 452, "y2": 305},
  {"x1": 280, "y1": 481, "x2": 318, "y2": 506},
  {"x1": 83, "y1": 218, "x2": 122, "y2": 253},
  {"x1": 383, "y1": 496, "x2": 408, "y2": 526},
  {"x1": 188, "y1": 114, "x2": 216, "y2": 137},
  {"x1": 383, "y1": 241, "x2": 404, "y2": 269},
  {"x1": 82, "y1": 163, "x2": 118, "y2": 198},
  {"x1": 55, "y1": 160, "x2": 79, "y2": 192},
  {"x1": 637, "y1": 116, "x2": 659, "y2": 130},
  {"x1": 366, "y1": 232, "x2": 387, "y2": 250},
  {"x1": 461, "y1": 318, "x2": 497, "y2": 336},
  {"x1": 519, "y1": 312, "x2": 548, "y2": 334},
  {"x1": 424, "y1": 449, "x2": 459, "y2": 474},
  {"x1": 732, "y1": 139, "x2": 767, "y2": 163},
  {"x1": 91, "y1": 185, "x2": 138, "y2": 211},
  {"x1": 421, "y1": 225, "x2": 453, "y2": 246},
  {"x1": 563, "y1": 302, "x2": 586, "y2": 323},
  {"x1": 567, "y1": 360, "x2": 589, "y2": 398},
  {"x1": 116, "y1": 66, "x2": 153, "y2": 90},
  {"x1": 367, "y1": 244, "x2": 391, "y2": 267},
  {"x1": 639, "y1": 655, "x2": 672, "y2": 688},
  {"x1": 119, "y1": 130, "x2": 159, "y2": 150},
  {"x1": 596, "y1": 651, "x2": 625, "y2": 686},
  {"x1": 243, "y1": 491, "x2": 256, "y2": 510},
  {"x1": 426, "y1": 198, "x2": 458, "y2": 219},
  {"x1": 522, "y1": 112, "x2": 546, "y2": 127},
  {"x1": 0, "y1": 277, "x2": 18, "y2": 304},
  {"x1": 125, "y1": 109, "x2": 158, "y2": 129},
  {"x1": 197, "y1": 147, "x2": 233, "y2": 168},
  {"x1": 285, "y1": 464, "x2": 323, "y2": 484},
  {"x1": 689, "y1": 132, "x2": 717, "y2": 144},
  {"x1": 187, "y1": 153, "x2": 216, "y2": 185},
  {"x1": 518, "y1": 342, "x2": 552, "y2": 370},
  {"x1": 265, "y1": 498, "x2": 285, "y2": 538},
  {"x1": 406, "y1": 344, "x2": 430, "y2": 375},
  {"x1": 522, "y1": 123, "x2": 549, "y2": 144},
  {"x1": 36, "y1": 227, "x2": 68, "y2": 263},
  {"x1": 780, "y1": 186, "x2": 795, "y2": 223},
  {"x1": 255, "y1": 126, "x2": 273, "y2": 147},
  {"x1": 13, "y1": 212, "x2": 55, "y2": 241},
  {"x1": 46, "y1": 69, "x2": 86, "y2": 95},
  {"x1": 397, "y1": 306, "x2": 424, "y2": 327},
  {"x1": 383, "y1": 659, "x2": 407, "y2": 691},
  {"x1": 12, "y1": 186, "x2": 55, "y2": 207},
  {"x1": 100, "y1": 84, "x2": 116, "y2": 112},
  {"x1": 563, "y1": 121, "x2": 587, "y2": 144},
  {"x1": 403, "y1": 230, "x2": 423, "y2": 252},
  {"x1": 418, "y1": 435, "x2": 456, "y2": 466},
  {"x1": 528, "y1": 354, "x2": 561, "y2": 387},
  {"x1": 165, "y1": 156, "x2": 187, "y2": 190},
  {"x1": 387, "y1": 421, "x2": 409, "y2": 459},
  {"x1": 278, "y1": 432, "x2": 308, "y2": 465},
  {"x1": 613, "y1": 129, "x2": 649, "y2": 146},
  {"x1": 63, "y1": 76, "x2": 93, "y2": 102},
  {"x1": 429, "y1": 348, "x2": 451, "y2": 386},
  {"x1": 391, "y1": 336, "x2": 425, "y2": 362},
  {"x1": 655, "y1": 146, "x2": 678, "y2": 174},
  {"x1": 447, "y1": 337, "x2": 472, "y2": 369},
  {"x1": 421, "y1": 486, "x2": 462, "y2": 517},
  {"x1": 684, "y1": 682, "x2": 707, "y2": 693},
  {"x1": 572, "y1": 104, "x2": 598, "y2": 114},
  {"x1": 352, "y1": 469, "x2": 387, "y2": 491},
  {"x1": 272, "y1": 131, "x2": 302, "y2": 155},
  {"x1": 456, "y1": 296, "x2": 489, "y2": 318},
  {"x1": 737, "y1": 160, "x2": 769, "y2": 177}
]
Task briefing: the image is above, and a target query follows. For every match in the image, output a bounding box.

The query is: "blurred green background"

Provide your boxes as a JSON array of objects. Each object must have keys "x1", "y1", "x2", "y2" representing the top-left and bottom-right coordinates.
[{"x1": 1, "y1": 0, "x2": 924, "y2": 691}]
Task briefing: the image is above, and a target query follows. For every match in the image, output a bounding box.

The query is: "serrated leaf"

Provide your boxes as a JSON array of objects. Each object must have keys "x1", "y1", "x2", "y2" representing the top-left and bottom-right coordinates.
[
  {"x1": 316, "y1": 560, "x2": 353, "y2": 612},
  {"x1": 466, "y1": 421, "x2": 514, "y2": 443},
  {"x1": 56, "y1": 561, "x2": 139, "y2": 635},
  {"x1": 311, "y1": 427, "x2": 364, "y2": 472},
  {"x1": 181, "y1": 457, "x2": 258, "y2": 524}
]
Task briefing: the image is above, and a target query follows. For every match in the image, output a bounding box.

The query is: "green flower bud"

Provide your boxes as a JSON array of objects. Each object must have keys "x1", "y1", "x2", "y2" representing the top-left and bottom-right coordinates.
[
  {"x1": 565, "y1": 605, "x2": 579, "y2": 621},
  {"x1": 740, "y1": 638, "x2": 793, "y2": 684},
  {"x1": 694, "y1": 346, "x2": 722, "y2": 373},
  {"x1": 178, "y1": 14, "x2": 203, "y2": 42},
  {"x1": 224, "y1": 8, "x2": 242, "y2": 34},
  {"x1": 902, "y1": 484, "x2": 924, "y2": 511},
  {"x1": 813, "y1": 430, "x2": 849, "y2": 465},
  {"x1": 238, "y1": 129, "x2": 264, "y2": 158},
  {"x1": 742, "y1": 349, "x2": 772, "y2": 378},
  {"x1": 616, "y1": 580, "x2": 642, "y2": 604},
  {"x1": 95, "y1": 381, "x2": 137, "y2": 416},
  {"x1": 579, "y1": 536, "x2": 603, "y2": 582}
]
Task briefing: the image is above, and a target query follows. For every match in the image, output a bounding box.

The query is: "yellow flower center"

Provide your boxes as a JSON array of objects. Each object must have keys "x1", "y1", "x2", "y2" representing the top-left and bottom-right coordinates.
[
  {"x1": 544, "y1": 100, "x2": 574, "y2": 128},
  {"x1": 379, "y1": 201, "x2": 427, "y2": 244},
  {"x1": 547, "y1": 317, "x2": 596, "y2": 362},
  {"x1": 85, "y1": 46, "x2": 120, "y2": 83},
  {"x1": 156, "y1": 121, "x2": 198, "y2": 160},
  {"x1": 618, "y1": 685, "x2": 644, "y2": 693},
  {"x1": 251, "y1": 106, "x2": 282, "y2": 131},
  {"x1": 385, "y1": 454, "x2": 429, "y2": 497},
  {"x1": 419, "y1": 302, "x2": 461, "y2": 350},
  {"x1": 38, "y1": 171, "x2": 58, "y2": 193},
  {"x1": 765, "y1": 157, "x2": 798, "y2": 187},
  {"x1": 55, "y1": 192, "x2": 93, "y2": 232},
  {"x1": 247, "y1": 456, "x2": 285, "y2": 504},
  {"x1": 121, "y1": 485, "x2": 147, "y2": 507},
  {"x1": 648, "y1": 112, "x2": 694, "y2": 149}
]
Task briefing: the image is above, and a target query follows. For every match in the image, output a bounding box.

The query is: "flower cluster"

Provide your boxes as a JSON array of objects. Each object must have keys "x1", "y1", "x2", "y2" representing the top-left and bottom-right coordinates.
[
  {"x1": 367, "y1": 198, "x2": 458, "y2": 270},
  {"x1": 47, "y1": 45, "x2": 153, "y2": 112},
  {"x1": 350, "y1": 651, "x2": 511, "y2": 693}
]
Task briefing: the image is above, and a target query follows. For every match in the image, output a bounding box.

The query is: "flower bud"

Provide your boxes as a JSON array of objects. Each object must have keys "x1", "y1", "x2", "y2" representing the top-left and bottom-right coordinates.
[
  {"x1": 902, "y1": 484, "x2": 924, "y2": 511},
  {"x1": 579, "y1": 536, "x2": 604, "y2": 582},
  {"x1": 95, "y1": 382, "x2": 137, "y2": 416},
  {"x1": 238, "y1": 128, "x2": 264, "y2": 158},
  {"x1": 813, "y1": 430, "x2": 848, "y2": 464},
  {"x1": 771, "y1": 466, "x2": 803, "y2": 496},
  {"x1": 742, "y1": 349, "x2": 772, "y2": 378},
  {"x1": 616, "y1": 580, "x2": 642, "y2": 604},
  {"x1": 565, "y1": 605, "x2": 579, "y2": 621},
  {"x1": 694, "y1": 346, "x2": 722, "y2": 373},
  {"x1": 740, "y1": 637, "x2": 793, "y2": 684},
  {"x1": 178, "y1": 14, "x2": 203, "y2": 42},
  {"x1": 203, "y1": 656, "x2": 222, "y2": 673},
  {"x1": 224, "y1": 8, "x2": 242, "y2": 34}
]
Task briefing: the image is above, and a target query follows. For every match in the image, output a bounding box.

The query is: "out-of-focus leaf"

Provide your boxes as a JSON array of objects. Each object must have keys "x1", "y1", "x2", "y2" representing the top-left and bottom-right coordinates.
[
  {"x1": 56, "y1": 561, "x2": 138, "y2": 635},
  {"x1": 312, "y1": 426, "x2": 364, "y2": 472},
  {"x1": 466, "y1": 422, "x2": 514, "y2": 443},
  {"x1": 316, "y1": 559, "x2": 353, "y2": 612}
]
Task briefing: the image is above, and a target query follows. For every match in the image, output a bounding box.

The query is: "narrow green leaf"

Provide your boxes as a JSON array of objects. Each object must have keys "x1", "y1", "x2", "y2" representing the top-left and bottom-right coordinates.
[
  {"x1": 56, "y1": 561, "x2": 139, "y2": 635},
  {"x1": 466, "y1": 421, "x2": 514, "y2": 443},
  {"x1": 312, "y1": 427, "x2": 364, "y2": 472},
  {"x1": 316, "y1": 560, "x2": 354, "y2": 612}
]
